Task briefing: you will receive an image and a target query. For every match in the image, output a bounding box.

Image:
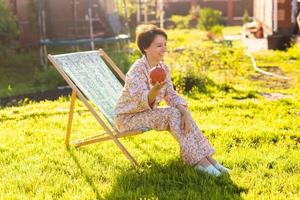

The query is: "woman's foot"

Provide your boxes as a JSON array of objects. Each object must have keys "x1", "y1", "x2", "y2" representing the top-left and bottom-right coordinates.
[
  {"x1": 194, "y1": 164, "x2": 221, "y2": 177},
  {"x1": 206, "y1": 156, "x2": 230, "y2": 174},
  {"x1": 214, "y1": 163, "x2": 230, "y2": 173}
]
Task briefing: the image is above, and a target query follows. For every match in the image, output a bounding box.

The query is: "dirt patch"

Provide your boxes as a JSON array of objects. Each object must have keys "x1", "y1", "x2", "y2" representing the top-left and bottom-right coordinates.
[
  {"x1": 249, "y1": 66, "x2": 290, "y2": 89},
  {"x1": 259, "y1": 92, "x2": 294, "y2": 100}
]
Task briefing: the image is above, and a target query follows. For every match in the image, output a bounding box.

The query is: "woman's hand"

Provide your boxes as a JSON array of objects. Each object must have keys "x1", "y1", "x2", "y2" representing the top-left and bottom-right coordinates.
[
  {"x1": 151, "y1": 80, "x2": 166, "y2": 91},
  {"x1": 176, "y1": 104, "x2": 193, "y2": 135},
  {"x1": 181, "y1": 111, "x2": 193, "y2": 135},
  {"x1": 148, "y1": 80, "x2": 166, "y2": 107}
]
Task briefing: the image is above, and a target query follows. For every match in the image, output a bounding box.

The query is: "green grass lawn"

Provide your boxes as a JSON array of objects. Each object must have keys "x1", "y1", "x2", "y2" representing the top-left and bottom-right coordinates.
[
  {"x1": 222, "y1": 26, "x2": 243, "y2": 35},
  {"x1": 1, "y1": 89, "x2": 299, "y2": 199},
  {"x1": 1, "y1": 28, "x2": 300, "y2": 199}
]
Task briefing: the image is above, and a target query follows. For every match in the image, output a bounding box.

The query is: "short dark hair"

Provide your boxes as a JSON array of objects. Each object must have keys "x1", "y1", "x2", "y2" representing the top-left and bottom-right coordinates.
[{"x1": 136, "y1": 24, "x2": 167, "y2": 54}]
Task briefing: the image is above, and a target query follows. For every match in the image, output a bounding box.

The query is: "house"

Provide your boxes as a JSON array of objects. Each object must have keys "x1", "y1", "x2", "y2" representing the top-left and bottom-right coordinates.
[
  {"x1": 254, "y1": 0, "x2": 300, "y2": 35},
  {"x1": 253, "y1": 0, "x2": 300, "y2": 49},
  {"x1": 6, "y1": 0, "x2": 125, "y2": 48}
]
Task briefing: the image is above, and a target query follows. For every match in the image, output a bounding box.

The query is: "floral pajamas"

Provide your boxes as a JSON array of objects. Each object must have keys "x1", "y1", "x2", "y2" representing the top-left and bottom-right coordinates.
[{"x1": 114, "y1": 56, "x2": 215, "y2": 166}]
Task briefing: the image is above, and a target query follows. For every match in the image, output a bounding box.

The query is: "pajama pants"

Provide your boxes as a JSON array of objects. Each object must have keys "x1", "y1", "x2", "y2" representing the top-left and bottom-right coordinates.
[{"x1": 115, "y1": 107, "x2": 215, "y2": 166}]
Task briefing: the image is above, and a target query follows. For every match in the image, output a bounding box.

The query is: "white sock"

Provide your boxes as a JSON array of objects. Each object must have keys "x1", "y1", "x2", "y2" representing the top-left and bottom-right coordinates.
[
  {"x1": 195, "y1": 164, "x2": 221, "y2": 177},
  {"x1": 214, "y1": 163, "x2": 230, "y2": 173}
]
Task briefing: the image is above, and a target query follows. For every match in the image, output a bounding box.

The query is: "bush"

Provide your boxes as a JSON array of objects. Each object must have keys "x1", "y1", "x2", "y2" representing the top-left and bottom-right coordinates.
[
  {"x1": 206, "y1": 25, "x2": 224, "y2": 40},
  {"x1": 198, "y1": 8, "x2": 223, "y2": 31},
  {"x1": 211, "y1": 25, "x2": 224, "y2": 38},
  {"x1": 33, "y1": 67, "x2": 65, "y2": 89},
  {"x1": 167, "y1": 45, "x2": 216, "y2": 93},
  {"x1": 287, "y1": 44, "x2": 300, "y2": 60},
  {"x1": 170, "y1": 15, "x2": 191, "y2": 29},
  {"x1": 167, "y1": 42, "x2": 246, "y2": 93},
  {"x1": 172, "y1": 71, "x2": 208, "y2": 94}
]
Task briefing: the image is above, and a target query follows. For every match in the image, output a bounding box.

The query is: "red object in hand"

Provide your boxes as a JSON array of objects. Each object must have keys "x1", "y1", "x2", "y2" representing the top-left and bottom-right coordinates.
[{"x1": 149, "y1": 66, "x2": 166, "y2": 84}]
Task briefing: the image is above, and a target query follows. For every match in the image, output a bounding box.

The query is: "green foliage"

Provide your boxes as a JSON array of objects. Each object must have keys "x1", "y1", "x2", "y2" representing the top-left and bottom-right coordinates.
[
  {"x1": 286, "y1": 44, "x2": 300, "y2": 60},
  {"x1": 0, "y1": 63, "x2": 65, "y2": 97},
  {"x1": 170, "y1": 15, "x2": 191, "y2": 29},
  {"x1": 222, "y1": 26, "x2": 243, "y2": 35},
  {"x1": 115, "y1": 0, "x2": 139, "y2": 38},
  {"x1": 172, "y1": 71, "x2": 206, "y2": 94},
  {"x1": 206, "y1": 25, "x2": 224, "y2": 40},
  {"x1": 212, "y1": 46, "x2": 245, "y2": 76},
  {"x1": 0, "y1": 50, "x2": 39, "y2": 96},
  {"x1": 33, "y1": 67, "x2": 65, "y2": 89},
  {"x1": 168, "y1": 46, "x2": 213, "y2": 93},
  {"x1": 243, "y1": 10, "x2": 250, "y2": 24},
  {"x1": 210, "y1": 25, "x2": 224, "y2": 38},
  {"x1": 0, "y1": 0, "x2": 19, "y2": 45},
  {"x1": 166, "y1": 40, "x2": 245, "y2": 93},
  {"x1": 116, "y1": 0, "x2": 137, "y2": 20},
  {"x1": 0, "y1": 50, "x2": 39, "y2": 69},
  {"x1": 105, "y1": 43, "x2": 141, "y2": 74},
  {"x1": 198, "y1": 8, "x2": 223, "y2": 31}
]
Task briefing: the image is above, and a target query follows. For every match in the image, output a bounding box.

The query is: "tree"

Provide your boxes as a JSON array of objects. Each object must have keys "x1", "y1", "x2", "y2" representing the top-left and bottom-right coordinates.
[{"x1": 0, "y1": 0, "x2": 19, "y2": 45}]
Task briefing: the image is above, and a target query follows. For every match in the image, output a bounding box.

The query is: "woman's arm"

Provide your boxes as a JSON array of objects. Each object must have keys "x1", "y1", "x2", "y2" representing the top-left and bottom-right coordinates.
[
  {"x1": 176, "y1": 104, "x2": 188, "y2": 115},
  {"x1": 159, "y1": 64, "x2": 192, "y2": 133}
]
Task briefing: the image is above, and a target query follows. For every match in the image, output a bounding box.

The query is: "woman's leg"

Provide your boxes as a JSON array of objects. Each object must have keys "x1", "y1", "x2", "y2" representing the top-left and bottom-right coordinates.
[
  {"x1": 206, "y1": 155, "x2": 217, "y2": 165},
  {"x1": 197, "y1": 157, "x2": 211, "y2": 167},
  {"x1": 115, "y1": 107, "x2": 179, "y2": 133},
  {"x1": 115, "y1": 107, "x2": 216, "y2": 173}
]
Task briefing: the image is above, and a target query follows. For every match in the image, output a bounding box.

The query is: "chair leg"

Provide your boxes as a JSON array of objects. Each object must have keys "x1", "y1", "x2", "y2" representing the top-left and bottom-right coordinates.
[
  {"x1": 112, "y1": 136, "x2": 139, "y2": 168},
  {"x1": 66, "y1": 90, "x2": 77, "y2": 146},
  {"x1": 70, "y1": 130, "x2": 143, "y2": 168}
]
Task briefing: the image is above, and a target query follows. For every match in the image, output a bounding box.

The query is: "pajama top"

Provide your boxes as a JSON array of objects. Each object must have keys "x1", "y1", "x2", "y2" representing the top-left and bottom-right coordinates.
[{"x1": 114, "y1": 55, "x2": 187, "y2": 115}]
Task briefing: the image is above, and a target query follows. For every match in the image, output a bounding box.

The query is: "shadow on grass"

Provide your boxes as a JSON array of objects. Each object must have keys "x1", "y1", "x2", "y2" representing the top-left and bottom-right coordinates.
[
  {"x1": 182, "y1": 76, "x2": 258, "y2": 100},
  {"x1": 106, "y1": 139, "x2": 245, "y2": 199},
  {"x1": 66, "y1": 147, "x2": 103, "y2": 200},
  {"x1": 66, "y1": 141, "x2": 246, "y2": 200},
  {"x1": 104, "y1": 159, "x2": 246, "y2": 200}
]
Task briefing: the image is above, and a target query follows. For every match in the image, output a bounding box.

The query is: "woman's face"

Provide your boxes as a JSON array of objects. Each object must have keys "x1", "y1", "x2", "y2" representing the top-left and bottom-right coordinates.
[{"x1": 144, "y1": 34, "x2": 167, "y2": 61}]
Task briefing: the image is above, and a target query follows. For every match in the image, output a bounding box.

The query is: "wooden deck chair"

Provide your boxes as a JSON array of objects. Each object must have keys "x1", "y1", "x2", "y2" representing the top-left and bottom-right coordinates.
[{"x1": 48, "y1": 49, "x2": 150, "y2": 168}]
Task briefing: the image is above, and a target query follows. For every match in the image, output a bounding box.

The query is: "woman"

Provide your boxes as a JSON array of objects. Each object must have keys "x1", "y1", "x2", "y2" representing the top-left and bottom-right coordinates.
[{"x1": 114, "y1": 24, "x2": 229, "y2": 176}]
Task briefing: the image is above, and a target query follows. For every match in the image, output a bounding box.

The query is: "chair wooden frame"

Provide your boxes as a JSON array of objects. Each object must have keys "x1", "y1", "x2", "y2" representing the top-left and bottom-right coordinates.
[{"x1": 48, "y1": 49, "x2": 144, "y2": 168}]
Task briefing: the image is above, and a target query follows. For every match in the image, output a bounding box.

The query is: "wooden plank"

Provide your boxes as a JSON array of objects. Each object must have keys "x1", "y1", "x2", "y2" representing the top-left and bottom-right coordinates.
[
  {"x1": 71, "y1": 130, "x2": 144, "y2": 147},
  {"x1": 66, "y1": 90, "x2": 77, "y2": 146}
]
